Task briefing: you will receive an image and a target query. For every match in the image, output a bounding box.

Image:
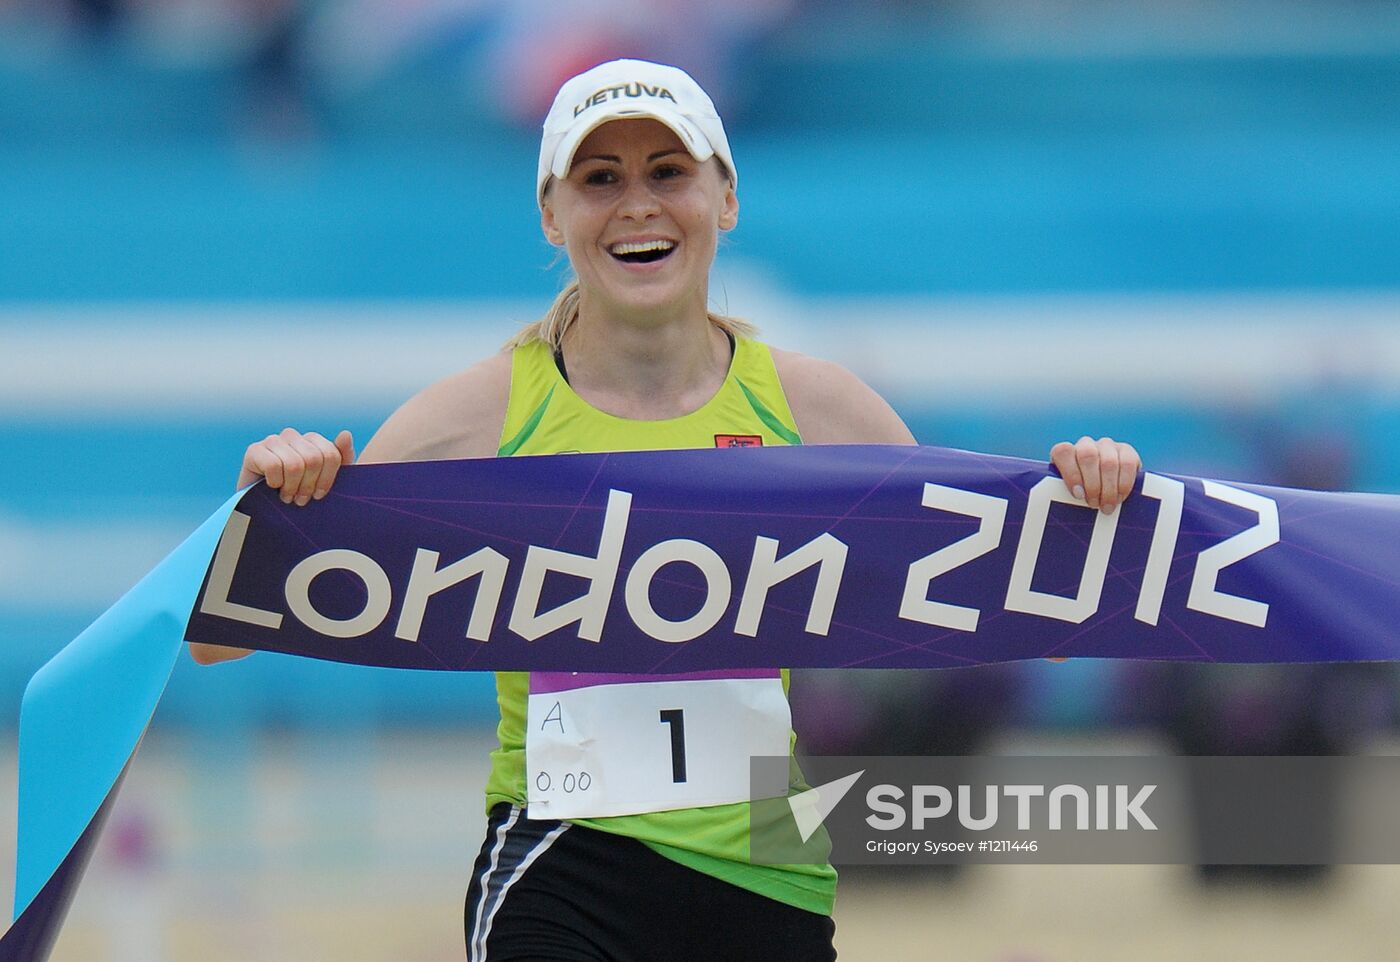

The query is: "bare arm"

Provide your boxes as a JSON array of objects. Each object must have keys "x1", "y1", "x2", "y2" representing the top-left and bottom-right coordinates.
[
  {"x1": 771, "y1": 348, "x2": 916, "y2": 445},
  {"x1": 359, "y1": 352, "x2": 512, "y2": 464},
  {"x1": 189, "y1": 353, "x2": 512, "y2": 666},
  {"x1": 771, "y1": 348, "x2": 1140, "y2": 510}
]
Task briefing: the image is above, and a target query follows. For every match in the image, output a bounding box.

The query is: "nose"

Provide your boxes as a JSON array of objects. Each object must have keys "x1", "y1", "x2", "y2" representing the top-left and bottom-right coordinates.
[{"x1": 617, "y1": 176, "x2": 660, "y2": 221}]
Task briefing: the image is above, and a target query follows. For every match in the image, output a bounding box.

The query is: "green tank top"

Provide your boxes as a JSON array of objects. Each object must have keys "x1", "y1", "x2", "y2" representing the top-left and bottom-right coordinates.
[{"x1": 484, "y1": 334, "x2": 837, "y2": 916}]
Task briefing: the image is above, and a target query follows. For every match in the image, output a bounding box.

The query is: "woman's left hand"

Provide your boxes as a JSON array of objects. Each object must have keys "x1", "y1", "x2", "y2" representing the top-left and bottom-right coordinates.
[
  {"x1": 1049, "y1": 436, "x2": 1142, "y2": 516},
  {"x1": 1043, "y1": 436, "x2": 1141, "y2": 664}
]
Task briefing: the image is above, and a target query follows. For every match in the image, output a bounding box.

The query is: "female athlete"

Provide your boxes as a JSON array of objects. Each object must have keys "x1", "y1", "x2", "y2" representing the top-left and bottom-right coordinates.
[{"x1": 190, "y1": 59, "x2": 1142, "y2": 961}]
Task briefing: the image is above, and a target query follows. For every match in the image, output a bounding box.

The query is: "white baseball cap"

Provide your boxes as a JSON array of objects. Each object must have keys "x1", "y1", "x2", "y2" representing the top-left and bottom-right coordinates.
[{"x1": 537, "y1": 59, "x2": 737, "y2": 206}]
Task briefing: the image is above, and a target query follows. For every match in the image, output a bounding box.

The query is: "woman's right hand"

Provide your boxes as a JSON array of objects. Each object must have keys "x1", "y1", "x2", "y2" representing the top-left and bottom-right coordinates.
[
  {"x1": 191, "y1": 428, "x2": 354, "y2": 666},
  {"x1": 239, "y1": 428, "x2": 356, "y2": 505}
]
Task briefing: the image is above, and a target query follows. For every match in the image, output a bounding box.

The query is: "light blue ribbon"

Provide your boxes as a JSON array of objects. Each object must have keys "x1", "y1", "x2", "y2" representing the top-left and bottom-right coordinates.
[{"x1": 13, "y1": 492, "x2": 243, "y2": 919}]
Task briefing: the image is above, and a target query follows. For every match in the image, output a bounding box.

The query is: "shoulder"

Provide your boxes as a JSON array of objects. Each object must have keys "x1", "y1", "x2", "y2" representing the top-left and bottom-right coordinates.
[
  {"x1": 768, "y1": 346, "x2": 916, "y2": 445},
  {"x1": 360, "y1": 350, "x2": 514, "y2": 463}
]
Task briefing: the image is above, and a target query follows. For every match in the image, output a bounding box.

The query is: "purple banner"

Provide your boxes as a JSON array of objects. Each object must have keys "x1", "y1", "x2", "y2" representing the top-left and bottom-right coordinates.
[
  {"x1": 185, "y1": 444, "x2": 1400, "y2": 670},
  {"x1": 529, "y1": 669, "x2": 779, "y2": 694}
]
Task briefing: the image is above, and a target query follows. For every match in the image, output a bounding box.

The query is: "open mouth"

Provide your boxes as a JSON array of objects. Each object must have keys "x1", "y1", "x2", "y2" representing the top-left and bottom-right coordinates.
[{"x1": 609, "y1": 240, "x2": 676, "y2": 265}]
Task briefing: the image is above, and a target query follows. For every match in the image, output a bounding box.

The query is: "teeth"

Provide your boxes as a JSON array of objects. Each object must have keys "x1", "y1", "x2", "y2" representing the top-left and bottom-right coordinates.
[{"x1": 610, "y1": 240, "x2": 675, "y2": 255}]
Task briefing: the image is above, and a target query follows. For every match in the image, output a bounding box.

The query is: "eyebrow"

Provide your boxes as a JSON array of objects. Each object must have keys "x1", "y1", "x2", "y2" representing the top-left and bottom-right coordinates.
[{"x1": 575, "y1": 149, "x2": 687, "y2": 165}]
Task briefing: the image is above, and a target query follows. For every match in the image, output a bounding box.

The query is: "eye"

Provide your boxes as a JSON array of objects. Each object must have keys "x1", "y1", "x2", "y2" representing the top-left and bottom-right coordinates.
[
  {"x1": 653, "y1": 164, "x2": 686, "y2": 180},
  {"x1": 583, "y1": 169, "x2": 617, "y2": 186}
]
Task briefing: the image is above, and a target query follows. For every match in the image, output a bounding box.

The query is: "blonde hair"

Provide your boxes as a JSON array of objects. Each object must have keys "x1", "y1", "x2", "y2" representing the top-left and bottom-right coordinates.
[{"x1": 502, "y1": 279, "x2": 758, "y2": 352}]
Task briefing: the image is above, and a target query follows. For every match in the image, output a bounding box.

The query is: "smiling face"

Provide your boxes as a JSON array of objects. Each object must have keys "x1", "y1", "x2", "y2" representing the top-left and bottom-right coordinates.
[{"x1": 540, "y1": 118, "x2": 738, "y2": 326}]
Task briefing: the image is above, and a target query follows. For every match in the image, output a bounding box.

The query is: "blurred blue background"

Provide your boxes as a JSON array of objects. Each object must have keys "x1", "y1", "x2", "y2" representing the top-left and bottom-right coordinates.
[{"x1": 3, "y1": 1, "x2": 1400, "y2": 300}]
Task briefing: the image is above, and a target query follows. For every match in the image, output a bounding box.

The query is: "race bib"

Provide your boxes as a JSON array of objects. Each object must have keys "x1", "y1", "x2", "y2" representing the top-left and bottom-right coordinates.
[{"x1": 525, "y1": 669, "x2": 791, "y2": 820}]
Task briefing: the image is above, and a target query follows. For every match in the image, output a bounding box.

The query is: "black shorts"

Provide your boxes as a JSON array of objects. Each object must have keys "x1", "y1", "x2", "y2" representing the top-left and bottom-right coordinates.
[{"x1": 464, "y1": 804, "x2": 837, "y2": 961}]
